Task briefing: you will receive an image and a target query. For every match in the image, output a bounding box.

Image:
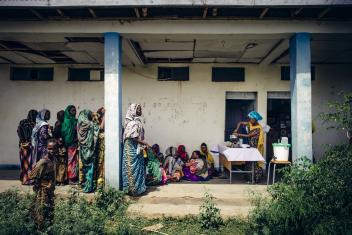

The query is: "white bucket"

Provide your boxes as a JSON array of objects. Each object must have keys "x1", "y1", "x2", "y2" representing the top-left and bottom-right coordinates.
[{"x1": 273, "y1": 143, "x2": 290, "y2": 161}]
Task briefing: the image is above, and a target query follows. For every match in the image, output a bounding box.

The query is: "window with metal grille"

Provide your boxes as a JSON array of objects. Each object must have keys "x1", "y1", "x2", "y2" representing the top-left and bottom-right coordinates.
[
  {"x1": 68, "y1": 68, "x2": 104, "y2": 81},
  {"x1": 158, "y1": 67, "x2": 189, "y2": 81},
  {"x1": 281, "y1": 66, "x2": 315, "y2": 81},
  {"x1": 212, "y1": 67, "x2": 245, "y2": 82},
  {"x1": 11, "y1": 67, "x2": 54, "y2": 81}
]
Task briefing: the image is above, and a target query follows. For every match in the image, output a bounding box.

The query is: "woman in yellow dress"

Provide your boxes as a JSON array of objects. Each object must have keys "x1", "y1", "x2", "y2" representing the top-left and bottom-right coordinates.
[{"x1": 234, "y1": 111, "x2": 264, "y2": 183}]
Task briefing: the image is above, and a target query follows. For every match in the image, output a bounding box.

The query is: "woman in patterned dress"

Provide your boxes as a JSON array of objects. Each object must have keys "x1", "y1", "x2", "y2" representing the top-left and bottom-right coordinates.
[
  {"x1": 122, "y1": 104, "x2": 149, "y2": 196},
  {"x1": 17, "y1": 109, "x2": 37, "y2": 185}
]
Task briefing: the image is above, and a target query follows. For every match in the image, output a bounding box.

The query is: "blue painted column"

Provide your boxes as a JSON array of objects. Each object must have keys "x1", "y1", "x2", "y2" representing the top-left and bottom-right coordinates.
[
  {"x1": 104, "y1": 32, "x2": 122, "y2": 189},
  {"x1": 290, "y1": 33, "x2": 313, "y2": 161}
]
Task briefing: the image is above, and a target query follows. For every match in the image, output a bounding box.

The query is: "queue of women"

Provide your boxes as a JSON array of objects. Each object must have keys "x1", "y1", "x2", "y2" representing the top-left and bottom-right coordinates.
[
  {"x1": 17, "y1": 105, "x2": 105, "y2": 193},
  {"x1": 17, "y1": 102, "x2": 264, "y2": 196}
]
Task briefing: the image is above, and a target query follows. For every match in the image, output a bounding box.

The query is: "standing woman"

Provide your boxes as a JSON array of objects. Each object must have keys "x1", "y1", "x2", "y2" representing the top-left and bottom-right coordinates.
[
  {"x1": 96, "y1": 107, "x2": 105, "y2": 188},
  {"x1": 122, "y1": 104, "x2": 149, "y2": 196},
  {"x1": 32, "y1": 109, "x2": 51, "y2": 163},
  {"x1": 53, "y1": 110, "x2": 67, "y2": 185},
  {"x1": 61, "y1": 105, "x2": 78, "y2": 184},
  {"x1": 17, "y1": 109, "x2": 37, "y2": 185},
  {"x1": 77, "y1": 109, "x2": 100, "y2": 193},
  {"x1": 234, "y1": 111, "x2": 265, "y2": 183}
]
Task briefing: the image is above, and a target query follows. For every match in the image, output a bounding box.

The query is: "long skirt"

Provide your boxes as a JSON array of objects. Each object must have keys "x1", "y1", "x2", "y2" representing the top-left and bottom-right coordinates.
[
  {"x1": 56, "y1": 150, "x2": 67, "y2": 184},
  {"x1": 80, "y1": 157, "x2": 95, "y2": 193},
  {"x1": 67, "y1": 146, "x2": 79, "y2": 184},
  {"x1": 19, "y1": 142, "x2": 33, "y2": 185},
  {"x1": 96, "y1": 133, "x2": 105, "y2": 188},
  {"x1": 122, "y1": 139, "x2": 146, "y2": 196}
]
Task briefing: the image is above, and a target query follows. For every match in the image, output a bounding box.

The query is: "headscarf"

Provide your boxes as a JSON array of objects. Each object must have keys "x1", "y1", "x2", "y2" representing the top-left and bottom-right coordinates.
[
  {"x1": 97, "y1": 107, "x2": 104, "y2": 125},
  {"x1": 77, "y1": 109, "x2": 100, "y2": 162},
  {"x1": 61, "y1": 105, "x2": 77, "y2": 147},
  {"x1": 165, "y1": 146, "x2": 177, "y2": 157},
  {"x1": 27, "y1": 109, "x2": 38, "y2": 125},
  {"x1": 31, "y1": 109, "x2": 49, "y2": 145},
  {"x1": 177, "y1": 145, "x2": 188, "y2": 161},
  {"x1": 152, "y1": 144, "x2": 160, "y2": 154},
  {"x1": 123, "y1": 103, "x2": 144, "y2": 141},
  {"x1": 248, "y1": 111, "x2": 263, "y2": 121},
  {"x1": 31, "y1": 109, "x2": 49, "y2": 163},
  {"x1": 17, "y1": 109, "x2": 37, "y2": 143}
]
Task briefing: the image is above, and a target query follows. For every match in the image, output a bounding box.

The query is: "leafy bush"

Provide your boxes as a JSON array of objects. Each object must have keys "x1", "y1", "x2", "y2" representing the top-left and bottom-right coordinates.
[
  {"x1": 95, "y1": 186, "x2": 128, "y2": 216},
  {"x1": 0, "y1": 190, "x2": 36, "y2": 235},
  {"x1": 199, "y1": 190, "x2": 223, "y2": 229},
  {"x1": 320, "y1": 92, "x2": 352, "y2": 144},
  {"x1": 52, "y1": 192, "x2": 107, "y2": 234},
  {"x1": 248, "y1": 145, "x2": 352, "y2": 235}
]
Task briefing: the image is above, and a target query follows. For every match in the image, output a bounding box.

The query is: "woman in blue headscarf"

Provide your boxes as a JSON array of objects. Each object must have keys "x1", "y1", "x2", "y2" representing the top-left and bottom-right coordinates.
[
  {"x1": 234, "y1": 111, "x2": 264, "y2": 183},
  {"x1": 31, "y1": 109, "x2": 51, "y2": 163}
]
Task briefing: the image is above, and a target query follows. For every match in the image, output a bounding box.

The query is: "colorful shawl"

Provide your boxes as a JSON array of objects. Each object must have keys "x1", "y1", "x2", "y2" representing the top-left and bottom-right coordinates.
[
  {"x1": 123, "y1": 103, "x2": 144, "y2": 142},
  {"x1": 61, "y1": 105, "x2": 77, "y2": 147},
  {"x1": 145, "y1": 149, "x2": 163, "y2": 186},
  {"x1": 77, "y1": 109, "x2": 100, "y2": 162},
  {"x1": 177, "y1": 145, "x2": 188, "y2": 162},
  {"x1": 31, "y1": 109, "x2": 49, "y2": 163},
  {"x1": 31, "y1": 109, "x2": 49, "y2": 146},
  {"x1": 77, "y1": 109, "x2": 100, "y2": 193}
]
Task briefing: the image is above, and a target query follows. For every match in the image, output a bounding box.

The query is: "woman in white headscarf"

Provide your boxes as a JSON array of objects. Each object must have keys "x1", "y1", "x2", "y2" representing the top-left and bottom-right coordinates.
[
  {"x1": 122, "y1": 104, "x2": 149, "y2": 196},
  {"x1": 31, "y1": 109, "x2": 51, "y2": 163}
]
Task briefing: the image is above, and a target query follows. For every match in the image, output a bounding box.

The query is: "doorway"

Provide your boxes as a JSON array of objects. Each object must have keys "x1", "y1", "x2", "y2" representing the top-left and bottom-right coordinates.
[
  {"x1": 224, "y1": 92, "x2": 257, "y2": 141},
  {"x1": 266, "y1": 92, "x2": 292, "y2": 162}
]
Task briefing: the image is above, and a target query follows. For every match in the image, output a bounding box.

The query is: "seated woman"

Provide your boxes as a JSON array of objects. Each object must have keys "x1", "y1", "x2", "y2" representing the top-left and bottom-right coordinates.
[
  {"x1": 177, "y1": 145, "x2": 189, "y2": 163},
  {"x1": 145, "y1": 148, "x2": 167, "y2": 186},
  {"x1": 183, "y1": 151, "x2": 209, "y2": 182},
  {"x1": 163, "y1": 146, "x2": 184, "y2": 182},
  {"x1": 200, "y1": 143, "x2": 215, "y2": 177},
  {"x1": 152, "y1": 144, "x2": 164, "y2": 164},
  {"x1": 234, "y1": 111, "x2": 265, "y2": 183}
]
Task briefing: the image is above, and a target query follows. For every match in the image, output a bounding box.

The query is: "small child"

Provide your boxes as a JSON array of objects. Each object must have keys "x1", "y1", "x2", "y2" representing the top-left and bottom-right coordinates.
[
  {"x1": 29, "y1": 138, "x2": 56, "y2": 231},
  {"x1": 56, "y1": 137, "x2": 67, "y2": 185}
]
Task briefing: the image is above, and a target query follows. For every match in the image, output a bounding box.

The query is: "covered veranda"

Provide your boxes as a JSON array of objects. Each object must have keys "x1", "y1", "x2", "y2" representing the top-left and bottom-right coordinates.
[{"x1": 0, "y1": 18, "x2": 352, "y2": 188}]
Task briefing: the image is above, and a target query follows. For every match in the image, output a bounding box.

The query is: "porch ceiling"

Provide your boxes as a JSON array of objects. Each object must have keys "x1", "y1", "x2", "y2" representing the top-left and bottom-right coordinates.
[
  {"x1": 0, "y1": 4, "x2": 351, "y2": 21},
  {"x1": 0, "y1": 33, "x2": 351, "y2": 66}
]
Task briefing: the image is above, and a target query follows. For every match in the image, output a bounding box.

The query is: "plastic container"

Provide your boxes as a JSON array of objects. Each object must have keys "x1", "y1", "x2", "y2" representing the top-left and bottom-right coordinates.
[
  {"x1": 272, "y1": 143, "x2": 291, "y2": 161},
  {"x1": 281, "y1": 137, "x2": 289, "y2": 145}
]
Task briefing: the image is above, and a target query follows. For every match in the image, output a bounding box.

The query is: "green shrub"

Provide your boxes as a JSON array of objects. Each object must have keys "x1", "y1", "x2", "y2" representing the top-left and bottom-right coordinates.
[
  {"x1": 52, "y1": 191, "x2": 107, "y2": 234},
  {"x1": 248, "y1": 145, "x2": 352, "y2": 235},
  {"x1": 0, "y1": 190, "x2": 36, "y2": 235},
  {"x1": 199, "y1": 190, "x2": 223, "y2": 229},
  {"x1": 94, "y1": 186, "x2": 128, "y2": 217}
]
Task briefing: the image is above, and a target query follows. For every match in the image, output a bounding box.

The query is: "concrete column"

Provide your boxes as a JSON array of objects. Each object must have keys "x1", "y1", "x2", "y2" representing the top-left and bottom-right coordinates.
[
  {"x1": 290, "y1": 33, "x2": 313, "y2": 161},
  {"x1": 104, "y1": 32, "x2": 122, "y2": 189}
]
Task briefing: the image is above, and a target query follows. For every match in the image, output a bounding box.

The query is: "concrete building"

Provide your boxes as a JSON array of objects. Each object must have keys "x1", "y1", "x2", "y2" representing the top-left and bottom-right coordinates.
[{"x1": 0, "y1": 0, "x2": 351, "y2": 188}]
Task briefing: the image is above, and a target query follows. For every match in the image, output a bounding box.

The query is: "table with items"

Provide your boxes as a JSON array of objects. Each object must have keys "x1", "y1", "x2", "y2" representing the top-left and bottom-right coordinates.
[{"x1": 212, "y1": 144, "x2": 265, "y2": 184}]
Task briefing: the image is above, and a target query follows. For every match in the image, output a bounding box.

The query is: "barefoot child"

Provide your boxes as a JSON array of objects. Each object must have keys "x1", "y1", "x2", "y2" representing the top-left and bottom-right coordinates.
[{"x1": 29, "y1": 138, "x2": 56, "y2": 230}]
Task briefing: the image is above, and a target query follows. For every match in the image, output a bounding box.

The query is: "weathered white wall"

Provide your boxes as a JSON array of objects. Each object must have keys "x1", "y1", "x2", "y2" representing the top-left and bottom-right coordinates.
[{"x1": 0, "y1": 63, "x2": 351, "y2": 165}]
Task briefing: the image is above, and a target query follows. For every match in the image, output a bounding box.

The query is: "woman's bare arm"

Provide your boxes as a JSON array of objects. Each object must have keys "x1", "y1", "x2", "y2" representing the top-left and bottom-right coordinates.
[{"x1": 233, "y1": 122, "x2": 248, "y2": 134}]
